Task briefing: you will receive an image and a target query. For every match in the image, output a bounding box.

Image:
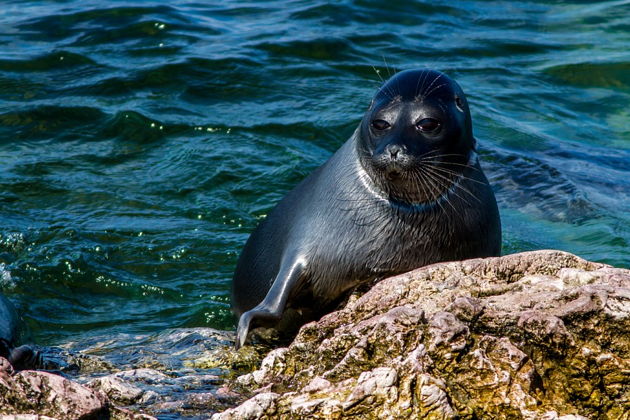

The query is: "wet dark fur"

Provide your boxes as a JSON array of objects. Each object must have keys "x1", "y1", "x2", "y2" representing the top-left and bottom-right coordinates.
[
  {"x1": 0, "y1": 293, "x2": 41, "y2": 370},
  {"x1": 231, "y1": 69, "x2": 501, "y2": 348}
]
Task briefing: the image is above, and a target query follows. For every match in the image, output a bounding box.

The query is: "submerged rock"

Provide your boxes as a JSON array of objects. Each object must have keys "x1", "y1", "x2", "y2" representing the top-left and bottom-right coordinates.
[
  {"x1": 89, "y1": 371, "x2": 156, "y2": 405},
  {"x1": 58, "y1": 328, "x2": 241, "y2": 418},
  {"x1": 0, "y1": 328, "x2": 237, "y2": 419},
  {"x1": 214, "y1": 250, "x2": 630, "y2": 419}
]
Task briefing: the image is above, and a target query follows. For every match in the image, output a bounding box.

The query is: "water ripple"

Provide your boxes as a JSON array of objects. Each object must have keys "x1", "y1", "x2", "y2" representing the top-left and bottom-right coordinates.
[{"x1": 0, "y1": 0, "x2": 627, "y2": 355}]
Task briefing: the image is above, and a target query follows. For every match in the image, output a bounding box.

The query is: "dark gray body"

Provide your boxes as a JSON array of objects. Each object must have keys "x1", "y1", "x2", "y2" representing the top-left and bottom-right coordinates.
[
  {"x1": 233, "y1": 135, "x2": 499, "y2": 314},
  {"x1": 0, "y1": 293, "x2": 40, "y2": 370},
  {"x1": 0, "y1": 293, "x2": 19, "y2": 347},
  {"x1": 232, "y1": 69, "x2": 501, "y2": 348}
]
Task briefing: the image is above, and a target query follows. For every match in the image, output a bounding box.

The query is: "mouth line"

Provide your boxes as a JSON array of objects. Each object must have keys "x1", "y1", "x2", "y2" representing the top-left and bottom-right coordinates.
[{"x1": 384, "y1": 166, "x2": 403, "y2": 180}]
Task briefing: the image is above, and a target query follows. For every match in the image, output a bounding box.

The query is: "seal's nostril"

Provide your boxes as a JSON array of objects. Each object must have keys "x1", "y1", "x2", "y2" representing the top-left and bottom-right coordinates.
[{"x1": 387, "y1": 144, "x2": 402, "y2": 159}]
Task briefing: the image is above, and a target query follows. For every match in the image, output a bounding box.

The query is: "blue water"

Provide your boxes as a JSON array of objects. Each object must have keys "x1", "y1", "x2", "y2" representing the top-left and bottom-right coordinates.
[{"x1": 0, "y1": 0, "x2": 628, "y2": 348}]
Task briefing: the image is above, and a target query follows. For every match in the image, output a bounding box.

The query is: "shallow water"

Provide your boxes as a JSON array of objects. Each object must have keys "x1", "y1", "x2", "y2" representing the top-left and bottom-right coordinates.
[{"x1": 0, "y1": 0, "x2": 628, "y2": 352}]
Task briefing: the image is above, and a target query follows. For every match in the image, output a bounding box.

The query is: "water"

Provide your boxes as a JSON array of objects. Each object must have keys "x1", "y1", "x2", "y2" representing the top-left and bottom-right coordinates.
[{"x1": 0, "y1": 0, "x2": 628, "y2": 350}]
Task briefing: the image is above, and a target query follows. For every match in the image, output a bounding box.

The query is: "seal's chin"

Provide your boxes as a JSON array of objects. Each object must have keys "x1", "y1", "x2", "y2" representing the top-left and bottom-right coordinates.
[{"x1": 384, "y1": 164, "x2": 403, "y2": 181}]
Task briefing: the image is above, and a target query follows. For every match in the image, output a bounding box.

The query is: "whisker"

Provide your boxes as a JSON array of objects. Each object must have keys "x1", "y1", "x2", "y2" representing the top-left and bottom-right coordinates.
[
  {"x1": 423, "y1": 83, "x2": 447, "y2": 99},
  {"x1": 371, "y1": 65, "x2": 384, "y2": 84},
  {"x1": 419, "y1": 159, "x2": 479, "y2": 169},
  {"x1": 423, "y1": 165, "x2": 485, "y2": 185},
  {"x1": 382, "y1": 55, "x2": 392, "y2": 78},
  {"x1": 425, "y1": 171, "x2": 468, "y2": 220},
  {"x1": 417, "y1": 149, "x2": 449, "y2": 160},
  {"x1": 409, "y1": 170, "x2": 431, "y2": 203},
  {"x1": 422, "y1": 166, "x2": 479, "y2": 204},
  {"x1": 418, "y1": 173, "x2": 440, "y2": 208},
  {"x1": 420, "y1": 168, "x2": 454, "y2": 219},
  {"x1": 421, "y1": 163, "x2": 481, "y2": 176},
  {"x1": 419, "y1": 153, "x2": 469, "y2": 160},
  {"x1": 414, "y1": 68, "x2": 427, "y2": 99},
  {"x1": 375, "y1": 64, "x2": 398, "y2": 99},
  {"x1": 417, "y1": 69, "x2": 432, "y2": 100},
  {"x1": 421, "y1": 72, "x2": 443, "y2": 98}
]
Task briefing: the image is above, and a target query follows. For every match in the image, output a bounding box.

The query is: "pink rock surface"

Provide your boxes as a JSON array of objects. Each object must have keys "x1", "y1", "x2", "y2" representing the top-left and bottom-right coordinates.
[
  {"x1": 214, "y1": 250, "x2": 630, "y2": 419},
  {"x1": 0, "y1": 358, "x2": 108, "y2": 419}
]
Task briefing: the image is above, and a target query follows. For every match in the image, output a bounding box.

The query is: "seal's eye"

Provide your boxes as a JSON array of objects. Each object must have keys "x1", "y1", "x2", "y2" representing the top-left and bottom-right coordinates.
[
  {"x1": 416, "y1": 118, "x2": 441, "y2": 133},
  {"x1": 371, "y1": 119, "x2": 391, "y2": 131}
]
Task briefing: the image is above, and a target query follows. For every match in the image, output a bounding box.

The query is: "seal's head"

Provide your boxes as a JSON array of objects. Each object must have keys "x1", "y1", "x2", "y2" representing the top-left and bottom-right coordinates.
[{"x1": 357, "y1": 69, "x2": 475, "y2": 205}]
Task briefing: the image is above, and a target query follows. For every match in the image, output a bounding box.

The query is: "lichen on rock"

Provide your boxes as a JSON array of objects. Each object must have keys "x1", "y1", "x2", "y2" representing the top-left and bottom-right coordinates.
[{"x1": 213, "y1": 250, "x2": 630, "y2": 419}]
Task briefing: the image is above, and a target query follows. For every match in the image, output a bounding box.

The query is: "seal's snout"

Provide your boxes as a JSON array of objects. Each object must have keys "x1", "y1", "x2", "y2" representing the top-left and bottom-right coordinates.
[
  {"x1": 376, "y1": 144, "x2": 410, "y2": 180},
  {"x1": 371, "y1": 142, "x2": 412, "y2": 180},
  {"x1": 386, "y1": 144, "x2": 404, "y2": 160}
]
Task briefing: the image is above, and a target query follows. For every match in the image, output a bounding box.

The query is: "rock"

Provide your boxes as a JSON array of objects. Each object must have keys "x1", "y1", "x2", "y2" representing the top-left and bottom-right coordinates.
[
  {"x1": 43, "y1": 328, "x2": 244, "y2": 418},
  {"x1": 109, "y1": 406, "x2": 157, "y2": 420},
  {"x1": 0, "y1": 355, "x2": 14, "y2": 376},
  {"x1": 0, "y1": 356, "x2": 109, "y2": 418},
  {"x1": 89, "y1": 374, "x2": 146, "y2": 405},
  {"x1": 214, "y1": 250, "x2": 630, "y2": 419},
  {"x1": 211, "y1": 392, "x2": 280, "y2": 420},
  {"x1": 88, "y1": 368, "x2": 175, "y2": 405}
]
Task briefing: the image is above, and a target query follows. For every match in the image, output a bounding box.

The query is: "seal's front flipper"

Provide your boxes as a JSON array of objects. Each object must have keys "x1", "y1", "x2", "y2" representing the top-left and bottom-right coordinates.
[{"x1": 236, "y1": 257, "x2": 305, "y2": 349}]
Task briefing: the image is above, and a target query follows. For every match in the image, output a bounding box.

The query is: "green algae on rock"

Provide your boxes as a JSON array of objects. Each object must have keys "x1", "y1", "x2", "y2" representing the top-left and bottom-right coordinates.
[{"x1": 214, "y1": 250, "x2": 630, "y2": 419}]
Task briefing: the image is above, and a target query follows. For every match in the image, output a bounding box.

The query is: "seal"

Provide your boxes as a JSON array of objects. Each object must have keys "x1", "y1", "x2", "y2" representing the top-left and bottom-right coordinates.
[
  {"x1": 232, "y1": 69, "x2": 501, "y2": 348},
  {"x1": 0, "y1": 293, "x2": 41, "y2": 370}
]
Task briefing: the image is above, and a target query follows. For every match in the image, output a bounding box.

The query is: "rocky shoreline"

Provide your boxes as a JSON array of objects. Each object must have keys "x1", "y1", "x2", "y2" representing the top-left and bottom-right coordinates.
[{"x1": 2, "y1": 250, "x2": 629, "y2": 419}]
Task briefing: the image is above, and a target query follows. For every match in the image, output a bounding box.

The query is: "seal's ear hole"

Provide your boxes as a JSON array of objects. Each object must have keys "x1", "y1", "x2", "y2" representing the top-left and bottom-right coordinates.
[{"x1": 455, "y1": 96, "x2": 464, "y2": 112}]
